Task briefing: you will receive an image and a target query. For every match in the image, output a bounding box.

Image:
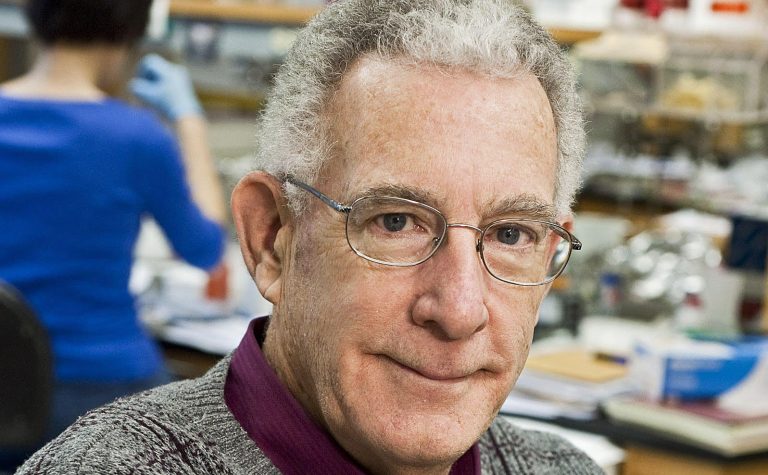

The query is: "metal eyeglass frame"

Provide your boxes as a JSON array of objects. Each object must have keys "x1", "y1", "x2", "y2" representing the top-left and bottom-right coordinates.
[{"x1": 285, "y1": 177, "x2": 582, "y2": 286}]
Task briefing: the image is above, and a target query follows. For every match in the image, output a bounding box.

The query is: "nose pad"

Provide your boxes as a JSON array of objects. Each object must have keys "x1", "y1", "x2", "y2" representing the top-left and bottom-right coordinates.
[{"x1": 443, "y1": 223, "x2": 484, "y2": 263}]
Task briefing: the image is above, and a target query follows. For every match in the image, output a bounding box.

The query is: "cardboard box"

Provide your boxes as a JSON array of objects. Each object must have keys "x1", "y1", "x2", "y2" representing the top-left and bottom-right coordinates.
[{"x1": 631, "y1": 335, "x2": 768, "y2": 409}]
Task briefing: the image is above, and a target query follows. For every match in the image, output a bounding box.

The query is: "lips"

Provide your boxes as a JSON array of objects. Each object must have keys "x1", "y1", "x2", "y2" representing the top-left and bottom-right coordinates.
[{"x1": 385, "y1": 355, "x2": 474, "y2": 382}]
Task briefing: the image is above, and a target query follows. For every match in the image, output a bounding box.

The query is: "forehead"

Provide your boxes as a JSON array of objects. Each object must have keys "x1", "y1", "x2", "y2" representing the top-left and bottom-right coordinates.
[{"x1": 319, "y1": 56, "x2": 558, "y2": 217}]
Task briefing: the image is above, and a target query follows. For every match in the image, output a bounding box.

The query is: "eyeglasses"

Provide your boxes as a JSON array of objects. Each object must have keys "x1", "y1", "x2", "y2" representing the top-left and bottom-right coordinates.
[{"x1": 286, "y1": 178, "x2": 581, "y2": 286}]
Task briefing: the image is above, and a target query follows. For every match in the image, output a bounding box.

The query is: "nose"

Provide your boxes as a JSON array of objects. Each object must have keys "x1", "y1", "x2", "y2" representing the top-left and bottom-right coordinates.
[{"x1": 410, "y1": 225, "x2": 489, "y2": 340}]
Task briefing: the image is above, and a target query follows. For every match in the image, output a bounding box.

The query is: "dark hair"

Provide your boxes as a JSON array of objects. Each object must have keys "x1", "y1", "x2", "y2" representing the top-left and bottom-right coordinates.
[{"x1": 26, "y1": 0, "x2": 154, "y2": 46}]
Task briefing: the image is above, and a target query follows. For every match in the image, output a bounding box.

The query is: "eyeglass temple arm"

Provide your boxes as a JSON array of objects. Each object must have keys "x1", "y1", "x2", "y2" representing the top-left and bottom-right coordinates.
[{"x1": 285, "y1": 177, "x2": 352, "y2": 213}]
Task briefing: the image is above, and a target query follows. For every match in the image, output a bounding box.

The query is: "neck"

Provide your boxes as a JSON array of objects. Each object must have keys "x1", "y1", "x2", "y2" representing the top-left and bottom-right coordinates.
[{"x1": 1, "y1": 44, "x2": 125, "y2": 100}]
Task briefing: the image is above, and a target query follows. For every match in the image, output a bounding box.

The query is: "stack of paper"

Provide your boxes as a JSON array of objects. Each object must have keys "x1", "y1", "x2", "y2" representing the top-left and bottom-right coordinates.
[{"x1": 502, "y1": 349, "x2": 637, "y2": 420}]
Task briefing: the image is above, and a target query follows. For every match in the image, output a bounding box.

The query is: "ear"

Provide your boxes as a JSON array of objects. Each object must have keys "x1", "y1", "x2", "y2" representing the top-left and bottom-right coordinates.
[
  {"x1": 231, "y1": 172, "x2": 291, "y2": 305},
  {"x1": 560, "y1": 215, "x2": 574, "y2": 233}
]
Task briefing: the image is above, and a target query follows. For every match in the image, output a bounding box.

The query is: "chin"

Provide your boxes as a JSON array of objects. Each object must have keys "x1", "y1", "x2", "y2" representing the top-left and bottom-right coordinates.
[
  {"x1": 391, "y1": 419, "x2": 477, "y2": 456},
  {"x1": 371, "y1": 419, "x2": 479, "y2": 472},
  {"x1": 326, "y1": 351, "x2": 501, "y2": 469},
  {"x1": 333, "y1": 393, "x2": 489, "y2": 471}
]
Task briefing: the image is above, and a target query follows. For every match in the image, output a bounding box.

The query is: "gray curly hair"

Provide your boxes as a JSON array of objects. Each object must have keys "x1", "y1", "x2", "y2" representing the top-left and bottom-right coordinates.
[{"x1": 255, "y1": 0, "x2": 584, "y2": 215}]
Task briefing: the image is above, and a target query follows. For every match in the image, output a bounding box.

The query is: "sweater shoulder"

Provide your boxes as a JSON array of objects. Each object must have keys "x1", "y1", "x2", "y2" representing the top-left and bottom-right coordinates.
[
  {"x1": 16, "y1": 388, "x2": 235, "y2": 475},
  {"x1": 478, "y1": 417, "x2": 604, "y2": 474},
  {"x1": 18, "y1": 358, "x2": 277, "y2": 475}
]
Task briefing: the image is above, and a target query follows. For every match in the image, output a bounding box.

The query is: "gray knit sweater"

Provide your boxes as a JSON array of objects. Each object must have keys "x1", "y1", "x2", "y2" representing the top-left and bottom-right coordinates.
[{"x1": 17, "y1": 357, "x2": 603, "y2": 474}]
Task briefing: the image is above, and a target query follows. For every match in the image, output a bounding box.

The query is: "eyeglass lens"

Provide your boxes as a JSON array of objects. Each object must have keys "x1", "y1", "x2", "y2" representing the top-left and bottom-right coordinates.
[
  {"x1": 346, "y1": 197, "x2": 445, "y2": 264},
  {"x1": 345, "y1": 196, "x2": 572, "y2": 284},
  {"x1": 481, "y1": 221, "x2": 571, "y2": 284}
]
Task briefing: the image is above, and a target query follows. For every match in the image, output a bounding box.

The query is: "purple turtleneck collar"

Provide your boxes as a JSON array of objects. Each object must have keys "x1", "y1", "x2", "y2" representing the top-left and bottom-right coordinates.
[{"x1": 224, "y1": 317, "x2": 480, "y2": 474}]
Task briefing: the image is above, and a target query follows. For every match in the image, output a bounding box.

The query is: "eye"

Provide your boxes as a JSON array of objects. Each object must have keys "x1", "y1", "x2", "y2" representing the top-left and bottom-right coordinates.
[
  {"x1": 487, "y1": 222, "x2": 540, "y2": 249},
  {"x1": 497, "y1": 227, "x2": 521, "y2": 245},
  {"x1": 349, "y1": 197, "x2": 443, "y2": 239},
  {"x1": 380, "y1": 213, "x2": 408, "y2": 232}
]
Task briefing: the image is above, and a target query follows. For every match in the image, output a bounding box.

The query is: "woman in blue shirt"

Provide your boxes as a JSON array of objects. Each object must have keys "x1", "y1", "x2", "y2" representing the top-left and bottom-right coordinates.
[{"x1": 0, "y1": 0, "x2": 227, "y2": 444}]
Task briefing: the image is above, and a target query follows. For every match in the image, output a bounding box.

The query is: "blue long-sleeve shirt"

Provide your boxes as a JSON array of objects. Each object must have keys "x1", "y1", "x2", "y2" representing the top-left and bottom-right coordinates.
[{"x1": 0, "y1": 94, "x2": 225, "y2": 381}]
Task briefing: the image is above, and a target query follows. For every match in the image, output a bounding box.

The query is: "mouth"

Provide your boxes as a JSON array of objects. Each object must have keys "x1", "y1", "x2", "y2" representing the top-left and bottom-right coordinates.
[{"x1": 384, "y1": 355, "x2": 474, "y2": 383}]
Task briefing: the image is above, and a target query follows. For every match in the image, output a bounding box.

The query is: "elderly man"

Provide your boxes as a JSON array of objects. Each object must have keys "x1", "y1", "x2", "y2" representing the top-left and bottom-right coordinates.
[{"x1": 18, "y1": 0, "x2": 598, "y2": 473}]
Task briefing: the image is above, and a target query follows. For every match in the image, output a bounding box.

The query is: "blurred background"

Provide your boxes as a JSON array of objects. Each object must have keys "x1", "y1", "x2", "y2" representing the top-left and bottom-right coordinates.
[
  {"x1": 0, "y1": 0, "x2": 762, "y2": 332},
  {"x1": 0, "y1": 1, "x2": 767, "y2": 473}
]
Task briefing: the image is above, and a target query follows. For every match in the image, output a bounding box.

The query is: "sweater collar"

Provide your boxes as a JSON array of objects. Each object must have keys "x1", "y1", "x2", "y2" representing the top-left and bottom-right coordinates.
[{"x1": 224, "y1": 317, "x2": 479, "y2": 474}]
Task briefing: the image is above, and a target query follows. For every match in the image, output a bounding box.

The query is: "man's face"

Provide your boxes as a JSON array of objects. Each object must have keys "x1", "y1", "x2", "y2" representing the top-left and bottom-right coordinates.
[{"x1": 267, "y1": 57, "x2": 560, "y2": 473}]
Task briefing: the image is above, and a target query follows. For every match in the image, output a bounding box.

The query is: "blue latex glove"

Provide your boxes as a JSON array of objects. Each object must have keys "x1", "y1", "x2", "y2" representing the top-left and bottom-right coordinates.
[{"x1": 130, "y1": 54, "x2": 203, "y2": 120}]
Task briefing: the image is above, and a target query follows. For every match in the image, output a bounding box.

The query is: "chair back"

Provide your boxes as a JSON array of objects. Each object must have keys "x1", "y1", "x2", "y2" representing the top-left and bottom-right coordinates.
[{"x1": 0, "y1": 282, "x2": 52, "y2": 447}]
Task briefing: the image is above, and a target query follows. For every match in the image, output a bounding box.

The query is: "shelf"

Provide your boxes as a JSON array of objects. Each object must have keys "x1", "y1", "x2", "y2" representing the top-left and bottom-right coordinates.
[
  {"x1": 588, "y1": 100, "x2": 768, "y2": 126},
  {"x1": 170, "y1": 2, "x2": 601, "y2": 43},
  {"x1": 169, "y1": 1, "x2": 320, "y2": 25},
  {"x1": 0, "y1": 0, "x2": 600, "y2": 45},
  {"x1": 547, "y1": 27, "x2": 603, "y2": 46}
]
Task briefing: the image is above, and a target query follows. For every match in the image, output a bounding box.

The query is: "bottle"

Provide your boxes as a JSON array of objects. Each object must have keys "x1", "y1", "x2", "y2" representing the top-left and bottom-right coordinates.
[
  {"x1": 660, "y1": 0, "x2": 691, "y2": 33},
  {"x1": 674, "y1": 291, "x2": 704, "y2": 331},
  {"x1": 614, "y1": 0, "x2": 651, "y2": 29},
  {"x1": 204, "y1": 263, "x2": 229, "y2": 301},
  {"x1": 598, "y1": 271, "x2": 623, "y2": 316}
]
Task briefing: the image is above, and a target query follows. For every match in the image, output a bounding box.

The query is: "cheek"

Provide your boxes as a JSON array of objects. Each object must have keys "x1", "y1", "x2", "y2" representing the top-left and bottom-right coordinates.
[
  {"x1": 492, "y1": 286, "x2": 545, "y2": 361},
  {"x1": 332, "y1": 267, "x2": 420, "y2": 353},
  {"x1": 289, "y1": 233, "x2": 416, "y2": 369}
]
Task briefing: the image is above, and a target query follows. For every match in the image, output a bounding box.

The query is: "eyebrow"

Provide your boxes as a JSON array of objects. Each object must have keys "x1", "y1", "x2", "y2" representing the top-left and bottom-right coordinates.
[
  {"x1": 352, "y1": 183, "x2": 442, "y2": 208},
  {"x1": 485, "y1": 194, "x2": 557, "y2": 221},
  {"x1": 350, "y1": 184, "x2": 556, "y2": 221}
]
